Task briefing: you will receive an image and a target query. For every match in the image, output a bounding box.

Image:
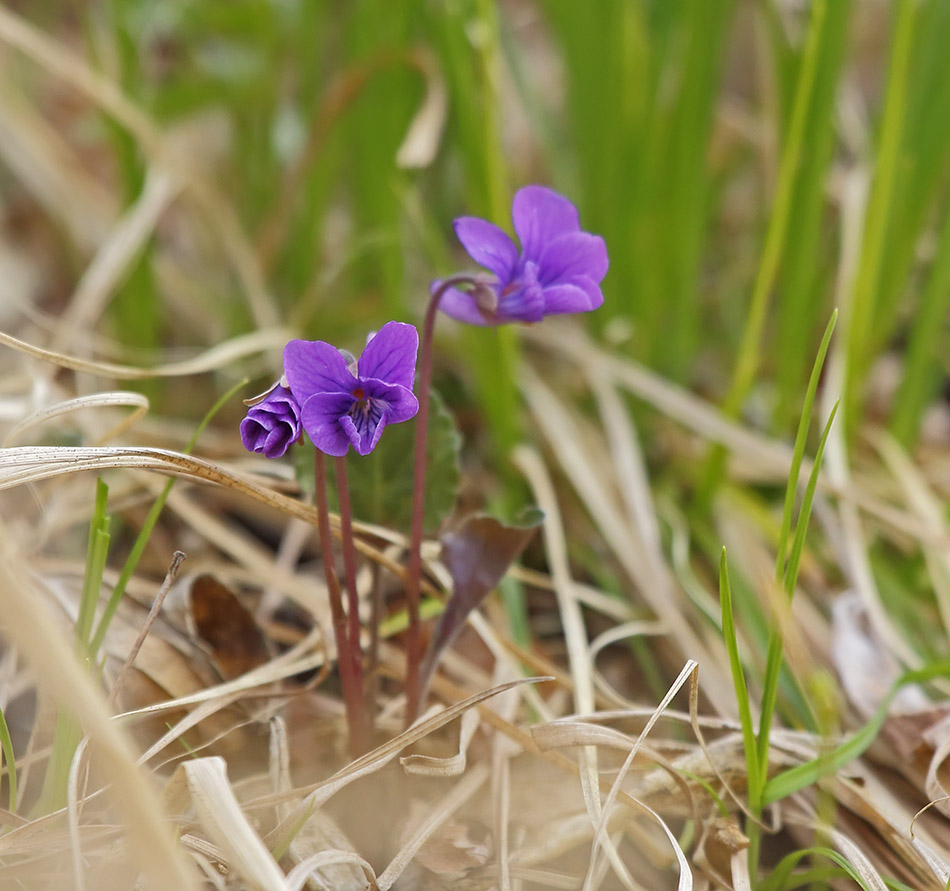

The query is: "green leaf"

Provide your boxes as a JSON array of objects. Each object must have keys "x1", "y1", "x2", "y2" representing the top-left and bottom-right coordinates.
[{"x1": 763, "y1": 662, "x2": 950, "y2": 805}]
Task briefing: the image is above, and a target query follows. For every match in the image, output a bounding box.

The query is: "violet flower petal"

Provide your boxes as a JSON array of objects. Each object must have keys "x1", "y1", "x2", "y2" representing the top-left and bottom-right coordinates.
[
  {"x1": 497, "y1": 260, "x2": 545, "y2": 323},
  {"x1": 539, "y1": 281, "x2": 601, "y2": 315},
  {"x1": 239, "y1": 385, "x2": 301, "y2": 459},
  {"x1": 283, "y1": 339, "x2": 356, "y2": 398},
  {"x1": 361, "y1": 378, "x2": 419, "y2": 424},
  {"x1": 299, "y1": 391, "x2": 357, "y2": 457},
  {"x1": 566, "y1": 274, "x2": 605, "y2": 312},
  {"x1": 453, "y1": 217, "x2": 519, "y2": 280},
  {"x1": 339, "y1": 408, "x2": 388, "y2": 456},
  {"x1": 357, "y1": 320, "x2": 419, "y2": 390},
  {"x1": 512, "y1": 185, "x2": 580, "y2": 262},
  {"x1": 437, "y1": 286, "x2": 495, "y2": 326},
  {"x1": 338, "y1": 378, "x2": 418, "y2": 454},
  {"x1": 537, "y1": 232, "x2": 609, "y2": 286}
]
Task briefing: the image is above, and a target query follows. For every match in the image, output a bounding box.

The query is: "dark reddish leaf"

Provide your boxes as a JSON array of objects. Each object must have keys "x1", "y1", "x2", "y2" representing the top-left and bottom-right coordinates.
[{"x1": 418, "y1": 510, "x2": 542, "y2": 703}]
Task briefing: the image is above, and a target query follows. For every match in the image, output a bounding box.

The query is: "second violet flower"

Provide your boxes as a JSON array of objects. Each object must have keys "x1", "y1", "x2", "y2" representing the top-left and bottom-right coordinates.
[{"x1": 438, "y1": 185, "x2": 608, "y2": 326}]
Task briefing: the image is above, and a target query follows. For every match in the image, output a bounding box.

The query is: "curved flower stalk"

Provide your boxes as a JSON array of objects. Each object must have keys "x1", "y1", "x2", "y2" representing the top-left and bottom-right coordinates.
[
  {"x1": 239, "y1": 320, "x2": 420, "y2": 756},
  {"x1": 403, "y1": 186, "x2": 609, "y2": 722}
]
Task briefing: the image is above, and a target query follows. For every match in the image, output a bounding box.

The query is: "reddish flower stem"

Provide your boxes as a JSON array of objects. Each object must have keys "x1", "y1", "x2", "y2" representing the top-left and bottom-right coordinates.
[
  {"x1": 334, "y1": 455, "x2": 368, "y2": 731},
  {"x1": 405, "y1": 274, "x2": 479, "y2": 723},
  {"x1": 313, "y1": 449, "x2": 367, "y2": 756}
]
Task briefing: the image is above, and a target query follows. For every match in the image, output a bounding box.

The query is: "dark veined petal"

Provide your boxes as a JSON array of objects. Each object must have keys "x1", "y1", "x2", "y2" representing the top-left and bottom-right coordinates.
[
  {"x1": 360, "y1": 378, "x2": 419, "y2": 424},
  {"x1": 437, "y1": 285, "x2": 497, "y2": 326},
  {"x1": 357, "y1": 320, "x2": 419, "y2": 390},
  {"x1": 537, "y1": 232, "x2": 608, "y2": 286},
  {"x1": 340, "y1": 399, "x2": 388, "y2": 455},
  {"x1": 512, "y1": 186, "x2": 580, "y2": 262},
  {"x1": 283, "y1": 339, "x2": 356, "y2": 404},
  {"x1": 540, "y1": 277, "x2": 604, "y2": 316},
  {"x1": 299, "y1": 391, "x2": 356, "y2": 457},
  {"x1": 453, "y1": 217, "x2": 519, "y2": 281}
]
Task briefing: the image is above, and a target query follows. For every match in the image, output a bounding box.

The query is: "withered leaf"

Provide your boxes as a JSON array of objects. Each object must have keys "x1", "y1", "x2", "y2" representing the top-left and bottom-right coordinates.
[
  {"x1": 190, "y1": 574, "x2": 270, "y2": 679},
  {"x1": 418, "y1": 510, "x2": 542, "y2": 702}
]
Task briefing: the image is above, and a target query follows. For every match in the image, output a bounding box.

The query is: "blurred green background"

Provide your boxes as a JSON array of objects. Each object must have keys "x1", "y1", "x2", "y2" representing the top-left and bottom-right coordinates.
[{"x1": 6, "y1": 0, "x2": 950, "y2": 453}]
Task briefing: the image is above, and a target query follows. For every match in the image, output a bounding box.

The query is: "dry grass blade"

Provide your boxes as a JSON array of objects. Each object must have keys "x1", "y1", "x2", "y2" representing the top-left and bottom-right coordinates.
[
  {"x1": 0, "y1": 5, "x2": 278, "y2": 333},
  {"x1": 52, "y1": 168, "x2": 181, "y2": 352},
  {"x1": 285, "y1": 851, "x2": 376, "y2": 891},
  {"x1": 394, "y1": 47, "x2": 447, "y2": 169},
  {"x1": 400, "y1": 706, "x2": 480, "y2": 777},
  {"x1": 873, "y1": 430, "x2": 950, "y2": 642},
  {"x1": 66, "y1": 738, "x2": 89, "y2": 891},
  {"x1": 0, "y1": 446, "x2": 439, "y2": 595},
  {"x1": 182, "y1": 756, "x2": 288, "y2": 891},
  {"x1": 528, "y1": 322, "x2": 950, "y2": 551},
  {"x1": 0, "y1": 526, "x2": 198, "y2": 891},
  {"x1": 2, "y1": 392, "x2": 149, "y2": 447},
  {"x1": 512, "y1": 445, "x2": 632, "y2": 888},
  {"x1": 584, "y1": 661, "x2": 699, "y2": 891},
  {"x1": 376, "y1": 763, "x2": 489, "y2": 890},
  {"x1": 822, "y1": 169, "x2": 919, "y2": 669},
  {"x1": 910, "y1": 836, "x2": 950, "y2": 885},
  {"x1": 125, "y1": 625, "x2": 326, "y2": 725},
  {"x1": 0, "y1": 79, "x2": 113, "y2": 251},
  {"x1": 829, "y1": 828, "x2": 889, "y2": 891},
  {"x1": 0, "y1": 328, "x2": 290, "y2": 380},
  {"x1": 520, "y1": 367, "x2": 733, "y2": 714}
]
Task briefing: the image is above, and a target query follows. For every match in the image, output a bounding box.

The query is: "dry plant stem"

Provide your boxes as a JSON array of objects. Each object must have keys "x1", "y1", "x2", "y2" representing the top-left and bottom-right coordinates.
[
  {"x1": 314, "y1": 449, "x2": 367, "y2": 756},
  {"x1": 334, "y1": 455, "x2": 368, "y2": 731},
  {"x1": 108, "y1": 549, "x2": 185, "y2": 706},
  {"x1": 405, "y1": 274, "x2": 478, "y2": 723}
]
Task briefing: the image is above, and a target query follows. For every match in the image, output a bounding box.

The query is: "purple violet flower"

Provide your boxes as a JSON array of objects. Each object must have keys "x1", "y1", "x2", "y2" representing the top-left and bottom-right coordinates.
[
  {"x1": 438, "y1": 185, "x2": 608, "y2": 326},
  {"x1": 283, "y1": 320, "x2": 419, "y2": 457},
  {"x1": 240, "y1": 384, "x2": 302, "y2": 459}
]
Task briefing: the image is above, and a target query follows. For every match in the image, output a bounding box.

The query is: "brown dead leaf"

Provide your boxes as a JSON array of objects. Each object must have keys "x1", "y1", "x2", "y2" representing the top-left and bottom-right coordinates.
[{"x1": 189, "y1": 573, "x2": 271, "y2": 680}]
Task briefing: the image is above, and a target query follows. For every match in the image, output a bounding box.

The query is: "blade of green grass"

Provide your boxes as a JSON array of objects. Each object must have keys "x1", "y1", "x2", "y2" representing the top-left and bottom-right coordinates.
[
  {"x1": 844, "y1": 0, "x2": 918, "y2": 423},
  {"x1": 38, "y1": 476, "x2": 111, "y2": 813},
  {"x1": 763, "y1": 662, "x2": 950, "y2": 805},
  {"x1": 701, "y1": 0, "x2": 832, "y2": 501},
  {"x1": 761, "y1": 847, "x2": 880, "y2": 891},
  {"x1": 88, "y1": 377, "x2": 247, "y2": 658},
  {"x1": 776, "y1": 311, "x2": 837, "y2": 577},
  {"x1": 890, "y1": 206, "x2": 950, "y2": 446},
  {"x1": 718, "y1": 548, "x2": 760, "y2": 804},
  {"x1": 0, "y1": 705, "x2": 17, "y2": 813},
  {"x1": 773, "y1": 1, "x2": 851, "y2": 429},
  {"x1": 869, "y1": 0, "x2": 950, "y2": 360},
  {"x1": 756, "y1": 399, "x2": 838, "y2": 789},
  {"x1": 75, "y1": 477, "x2": 111, "y2": 656},
  {"x1": 653, "y1": 0, "x2": 735, "y2": 379}
]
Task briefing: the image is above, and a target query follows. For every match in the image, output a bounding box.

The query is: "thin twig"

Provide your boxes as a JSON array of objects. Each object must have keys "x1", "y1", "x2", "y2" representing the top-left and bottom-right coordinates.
[{"x1": 108, "y1": 550, "x2": 185, "y2": 706}]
